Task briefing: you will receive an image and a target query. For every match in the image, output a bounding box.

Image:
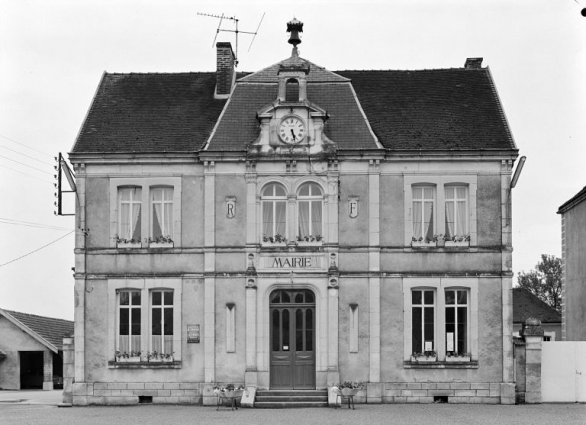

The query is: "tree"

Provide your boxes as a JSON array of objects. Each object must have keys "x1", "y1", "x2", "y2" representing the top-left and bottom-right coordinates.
[{"x1": 517, "y1": 254, "x2": 562, "y2": 313}]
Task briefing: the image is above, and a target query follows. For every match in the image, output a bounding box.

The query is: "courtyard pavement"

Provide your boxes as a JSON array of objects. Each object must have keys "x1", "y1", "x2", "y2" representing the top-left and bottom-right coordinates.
[{"x1": 0, "y1": 390, "x2": 584, "y2": 424}]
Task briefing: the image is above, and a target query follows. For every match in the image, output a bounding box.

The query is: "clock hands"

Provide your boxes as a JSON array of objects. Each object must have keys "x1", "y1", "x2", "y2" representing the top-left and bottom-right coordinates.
[{"x1": 290, "y1": 129, "x2": 296, "y2": 142}]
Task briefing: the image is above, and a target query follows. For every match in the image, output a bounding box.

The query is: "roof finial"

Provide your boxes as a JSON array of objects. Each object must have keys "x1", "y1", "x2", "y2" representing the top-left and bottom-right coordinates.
[{"x1": 287, "y1": 17, "x2": 303, "y2": 57}]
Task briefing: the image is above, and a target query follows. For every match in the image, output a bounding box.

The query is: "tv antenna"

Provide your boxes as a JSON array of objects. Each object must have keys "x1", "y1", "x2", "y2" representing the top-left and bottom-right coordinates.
[{"x1": 197, "y1": 12, "x2": 265, "y2": 66}]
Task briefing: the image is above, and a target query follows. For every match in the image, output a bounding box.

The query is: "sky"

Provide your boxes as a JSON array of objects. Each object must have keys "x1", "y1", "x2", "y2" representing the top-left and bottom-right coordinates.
[{"x1": 1, "y1": 0, "x2": 585, "y2": 321}]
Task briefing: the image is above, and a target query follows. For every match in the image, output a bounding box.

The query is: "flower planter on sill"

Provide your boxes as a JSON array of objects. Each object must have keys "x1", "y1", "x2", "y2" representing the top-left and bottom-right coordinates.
[
  {"x1": 261, "y1": 242, "x2": 287, "y2": 248},
  {"x1": 445, "y1": 355, "x2": 471, "y2": 362},
  {"x1": 297, "y1": 241, "x2": 323, "y2": 247},
  {"x1": 411, "y1": 355, "x2": 437, "y2": 363},
  {"x1": 117, "y1": 242, "x2": 142, "y2": 249},
  {"x1": 149, "y1": 242, "x2": 173, "y2": 249},
  {"x1": 116, "y1": 356, "x2": 141, "y2": 363},
  {"x1": 445, "y1": 241, "x2": 469, "y2": 247},
  {"x1": 411, "y1": 241, "x2": 435, "y2": 248}
]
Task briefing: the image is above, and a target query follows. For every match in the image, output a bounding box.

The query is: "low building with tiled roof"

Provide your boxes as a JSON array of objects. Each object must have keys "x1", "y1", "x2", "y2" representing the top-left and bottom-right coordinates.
[
  {"x1": 0, "y1": 308, "x2": 73, "y2": 390},
  {"x1": 66, "y1": 18, "x2": 523, "y2": 406},
  {"x1": 512, "y1": 288, "x2": 561, "y2": 341},
  {"x1": 557, "y1": 185, "x2": 586, "y2": 341}
]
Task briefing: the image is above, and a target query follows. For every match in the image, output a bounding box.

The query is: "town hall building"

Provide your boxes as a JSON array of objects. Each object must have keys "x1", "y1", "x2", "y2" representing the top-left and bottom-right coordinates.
[{"x1": 67, "y1": 19, "x2": 521, "y2": 405}]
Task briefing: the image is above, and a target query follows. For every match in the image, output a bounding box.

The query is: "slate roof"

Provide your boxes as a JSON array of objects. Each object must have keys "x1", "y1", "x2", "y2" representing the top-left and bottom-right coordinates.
[
  {"x1": 337, "y1": 69, "x2": 515, "y2": 151},
  {"x1": 0, "y1": 309, "x2": 74, "y2": 351},
  {"x1": 72, "y1": 72, "x2": 226, "y2": 153},
  {"x1": 557, "y1": 185, "x2": 586, "y2": 214},
  {"x1": 71, "y1": 58, "x2": 517, "y2": 155},
  {"x1": 512, "y1": 288, "x2": 561, "y2": 324}
]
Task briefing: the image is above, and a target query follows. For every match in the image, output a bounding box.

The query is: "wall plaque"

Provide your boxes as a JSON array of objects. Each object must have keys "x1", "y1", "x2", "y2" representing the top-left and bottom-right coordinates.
[{"x1": 187, "y1": 324, "x2": 200, "y2": 343}]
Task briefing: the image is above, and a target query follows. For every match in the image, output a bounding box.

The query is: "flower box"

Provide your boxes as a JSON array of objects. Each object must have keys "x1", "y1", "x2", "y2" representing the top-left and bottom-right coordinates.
[
  {"x1": 117, "y1": 242, "x2": 142, "y2": 249},
  {"x1": 436, "y1": 239, "x2": 446, "y2": 247},
  {"x1": 297, "y1": 241, "x2": 323, "y2": 247},
  {"x1": 445, "y1": 240, "x2": 469, "y2": 247},
  {"x1": 445, "y1": 355, "x2": 471, "y2": 362},
  {"x1": 411, "y1": 355, "x2": 437, "y2": 363},
  {"x1": 340, "y1": 388, "x2": 360, "y2": 397},
  {"x1": 149, "y1": 242, "x2": 173, "y2": 249},
  {"x1": 116, "y1": 356, "x2": 141, "y2": 363},
  {"x1": 411, "y1": 241, "x2": 435, "y2": 248}
]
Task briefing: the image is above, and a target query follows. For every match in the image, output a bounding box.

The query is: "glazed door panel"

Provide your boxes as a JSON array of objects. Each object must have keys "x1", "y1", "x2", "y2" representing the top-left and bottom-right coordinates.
[{"x1": 270, "y1": 290, "x2": 316, "y2": 389}]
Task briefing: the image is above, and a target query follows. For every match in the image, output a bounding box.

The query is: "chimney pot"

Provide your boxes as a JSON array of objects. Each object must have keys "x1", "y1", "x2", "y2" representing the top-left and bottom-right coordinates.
[
  {"x1": 216, "y1": 42, "x2": 235, "y2": 98},
  {"x1": 464, "y1": 58, "x2": 483, "y2": 69}
]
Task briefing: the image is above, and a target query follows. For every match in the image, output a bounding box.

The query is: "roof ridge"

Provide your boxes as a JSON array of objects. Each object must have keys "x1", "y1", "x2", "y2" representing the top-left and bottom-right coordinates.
[{"x1": 3, "y1": 309, "x2": 73, "y2": 323}]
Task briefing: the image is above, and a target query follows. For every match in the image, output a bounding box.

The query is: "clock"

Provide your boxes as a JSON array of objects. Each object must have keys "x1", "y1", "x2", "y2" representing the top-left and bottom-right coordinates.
[{"x1": 278, "y1": 116, "x2": 306, "y2": 144}]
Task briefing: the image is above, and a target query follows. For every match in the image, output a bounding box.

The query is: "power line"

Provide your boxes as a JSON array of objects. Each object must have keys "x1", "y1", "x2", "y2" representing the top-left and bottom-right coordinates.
[
  {"x1": 0, "y1": 143, "x2": 54, "y2": 166},
  {"x1": 0, "y1": 133, "x2": 53, "y2": 158},
  {"x1": 0, "y1": 163, "x2": 53, "y2": 185},
  {"x1": 0, "y1": 154, "x2": 52, "y2": 175},
  {"x1": 0, "y1": 230, "x2": 74, "y2": 268},
  {"x1": 0, "y1": 218, "x2": 73, "y2": 231}
]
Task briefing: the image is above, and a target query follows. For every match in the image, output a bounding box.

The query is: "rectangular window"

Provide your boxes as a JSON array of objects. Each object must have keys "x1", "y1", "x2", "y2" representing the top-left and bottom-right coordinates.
[
  {"x1": 445, "y1": 186, "x2": 468, "y2": 238},
  {"x1": 119, "y1": 188, "x2": 142, "y2": 242},
  {"x1": 412, "y1": 289, "x2": 435, "y2": 353},
  {"x1": 118, "y1": 290, "x2": 141, "y2": 354},
  {"x1": 412, "y1": 186, "x2": 435, "y2": 241},
  {"x1": 445, "y1": 289, "x2": 468, "y2": 354},
  {"x1": 151, "y1": 188, "x2": 173, "y2": 240},
  {"x1": 151, "y1": 290, "x2": 173, "y2": 354}
]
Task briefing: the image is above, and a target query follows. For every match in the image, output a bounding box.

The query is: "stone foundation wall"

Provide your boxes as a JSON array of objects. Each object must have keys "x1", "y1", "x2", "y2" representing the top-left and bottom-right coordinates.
[
  {"x1": 379, "y1": 382, "x2": 513, "y2": 404},
  {"x1": 72, "y1": 382, "x2": 202, "y2": 405}
]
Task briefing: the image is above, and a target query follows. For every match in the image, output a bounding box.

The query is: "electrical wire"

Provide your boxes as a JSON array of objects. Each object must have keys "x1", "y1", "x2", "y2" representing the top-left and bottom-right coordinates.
[
  {"x1": 0, "y1": 218, "x2": 73, "y2": 231},
  {"x1": 0, "y1": 154, "x2": 52, "y2": 175},
  {"x1": 0, "y1": 163, "x2": 54, "y2": 185},
  {"x1": 0, "y1": 230, "x2": 74, "y2": 268},
  {"x1": 0, "y1": 143, "x2": 54, "y2": 166},
  {"x1": 0, "y1": 133, "x2": 53, "y2": 158}
]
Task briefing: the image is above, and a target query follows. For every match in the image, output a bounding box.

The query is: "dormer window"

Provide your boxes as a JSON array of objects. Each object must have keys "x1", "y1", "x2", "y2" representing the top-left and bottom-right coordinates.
[{"x1": 285, "y1": 79, "x2": 300, "y2": 102}]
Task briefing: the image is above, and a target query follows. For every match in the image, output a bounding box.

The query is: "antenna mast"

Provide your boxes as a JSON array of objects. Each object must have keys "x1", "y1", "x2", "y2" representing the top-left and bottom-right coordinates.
[{"x1": 197, "y1": 12, "x2": 265, "y2": 66}]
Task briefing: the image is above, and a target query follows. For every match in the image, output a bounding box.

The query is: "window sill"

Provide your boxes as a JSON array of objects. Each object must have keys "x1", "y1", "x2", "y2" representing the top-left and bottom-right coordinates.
[
  {"x1": 404, "y1": 360, "x2": 478, "y2": 369},
  {"x1": 108, "y1": 360, "x2": 181, "y2": 369}
]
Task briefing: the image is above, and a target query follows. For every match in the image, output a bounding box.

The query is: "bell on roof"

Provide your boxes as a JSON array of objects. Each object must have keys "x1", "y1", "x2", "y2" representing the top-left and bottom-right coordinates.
[{"x1": 287, "y1": 17, "x2": 303, "y2": 56}]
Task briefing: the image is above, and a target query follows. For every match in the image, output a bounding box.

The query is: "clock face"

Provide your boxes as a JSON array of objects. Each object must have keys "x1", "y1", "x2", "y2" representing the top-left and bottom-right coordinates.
[{"x1": 279, "y1": 116, "x2": 306, "y2": 144}]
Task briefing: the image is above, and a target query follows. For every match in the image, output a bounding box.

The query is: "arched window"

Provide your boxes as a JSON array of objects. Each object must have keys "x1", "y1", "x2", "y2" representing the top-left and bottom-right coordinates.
[
  {"x1": 151, "y1": 187, "x2": 174, "y2": 240},
  {"x1": 118, "y1": 187, "x2": 142, "y2": 242},
  {"x1": 285, "y1": 79, "x2": 299, "y2": 102},
  {"x1": 297, "y1": 182, "x2": 323, "y2": 240},
  {"x1": 262, "y1": 183, "x2": 287, "y2": 240}
]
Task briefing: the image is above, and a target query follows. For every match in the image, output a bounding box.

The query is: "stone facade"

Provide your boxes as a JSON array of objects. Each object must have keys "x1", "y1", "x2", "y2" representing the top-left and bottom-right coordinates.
[{"x1": 67, "y1": 21, "x2": 520, "y2": 406}]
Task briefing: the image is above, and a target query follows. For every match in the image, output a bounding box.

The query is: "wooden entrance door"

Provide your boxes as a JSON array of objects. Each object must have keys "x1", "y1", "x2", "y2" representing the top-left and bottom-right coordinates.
[{"x1": 270, "y1": 289, "x2": 316, "y2": 389}]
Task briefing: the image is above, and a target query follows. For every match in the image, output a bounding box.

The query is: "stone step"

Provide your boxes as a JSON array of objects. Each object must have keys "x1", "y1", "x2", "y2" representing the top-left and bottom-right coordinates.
[
  {"x1": 254, "y1": 401, "x2": 329, "y2": 408},
  {"x1": 254, "y1": 390, "x2": 329, "y2": 408}
]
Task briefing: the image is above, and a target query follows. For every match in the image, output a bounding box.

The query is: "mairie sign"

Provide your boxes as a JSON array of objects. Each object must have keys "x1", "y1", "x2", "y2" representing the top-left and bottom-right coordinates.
[{"x1": 260, "y1": 255, "x2": 323, "y2": 270}]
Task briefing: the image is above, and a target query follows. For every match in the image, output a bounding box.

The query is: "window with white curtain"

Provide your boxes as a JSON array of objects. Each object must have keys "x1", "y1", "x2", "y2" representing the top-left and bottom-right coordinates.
[
  {"x1": 151, "y1": 187, "x2": 173, "y2": 240},
  {"x1": 262, "y1": 183, "x2": 287, "y2": 239},
  {"x1": 445, "y1": 186, "x2": 468, "y2": 239},
  {"x1": 118, "y1": 290, "x2": 141, "y2": 354},
  {"x1": 151, "y1": 290, "x2": 173, "y2": 355},
  {"x1": 118, "y1": 187, "x2": 142, "y2": 242},
  {"x1": 297, "y1": 182, "x2": 323, "y2": 239},
  {"x1": 412, "y1": 186, "x2": 435, "y2": 241}
]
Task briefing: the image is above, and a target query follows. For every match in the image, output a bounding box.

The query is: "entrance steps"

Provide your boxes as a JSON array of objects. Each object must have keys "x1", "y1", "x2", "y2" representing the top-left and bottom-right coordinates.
[{"x1": 254, "y1": 389, "x2": 329, "y2": 408}]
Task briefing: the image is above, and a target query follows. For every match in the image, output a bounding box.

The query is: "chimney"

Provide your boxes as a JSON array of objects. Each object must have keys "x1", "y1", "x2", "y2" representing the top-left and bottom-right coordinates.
[
  {"x1": 464, "y1": 57, "x2": 483, "y2": 69},
  {"x1": 216, "y1": 42, "x2": 235, "y2": 98}
]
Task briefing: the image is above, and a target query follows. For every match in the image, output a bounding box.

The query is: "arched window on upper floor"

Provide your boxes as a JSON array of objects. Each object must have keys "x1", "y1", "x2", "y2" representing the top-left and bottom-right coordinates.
[
  {"x1": 261, "y1": 183, "x2": 287, "y2": 241},
  {"x1": 285, "y1": 79, "x2": 300, "y2": 102},
  {"x1": 297, "y1": 182, "x2": 323, "y2": 241}
]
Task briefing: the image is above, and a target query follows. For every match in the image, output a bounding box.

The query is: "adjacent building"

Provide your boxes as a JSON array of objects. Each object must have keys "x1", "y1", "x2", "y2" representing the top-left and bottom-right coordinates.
[
  {"x1": 67, "y1": 20, "x2": 521, "y2": 405},
  {"x1": 512, "y1": 287, "x2": 561, "y2": 341},
  {"x1": 0, "y1": 308, "x2": 73, "y2": 390},
  {"x1": 557, "y1": 185, "x2": 586, "y2": 341}
]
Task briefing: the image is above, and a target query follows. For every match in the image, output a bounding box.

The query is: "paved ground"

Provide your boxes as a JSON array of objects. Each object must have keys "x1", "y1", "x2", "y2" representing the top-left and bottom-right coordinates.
[{"x1": 0, "y1": 391, "x2": 585, "y2": 425}]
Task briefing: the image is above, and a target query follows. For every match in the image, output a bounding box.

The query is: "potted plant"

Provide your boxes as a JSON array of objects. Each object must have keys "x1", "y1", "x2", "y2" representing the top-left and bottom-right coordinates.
[
  {"x1": 411, "y1": 236, "x2": 435, "y2": 248},
  {"x1": 161, "y1": 352, "x2": 175, "y2": 363},
  {"x1": 213, "y1": 383, "x2": 246, "y2": 398},
  {"x1": 445, "y1": 234, "x2": 470, "y2": 247},
  {"x1": 434, "y1": 234, "x2": 446, "y2": 247},
  {"x1": 147, "y1": 350, "x2": 162, "y2": 362},
  {"x1": 410, "y1": 350, "x2": 437, "y2": 363},
  {"x1": 333, "y1": 381, "x2": 365, "y2": 397},
  {"x1": 115, "y1": 350, "x2": 141, "y2": 362},
  {"x1": 115, "y1": 236, "x2": 142, "y2": 249},
  {"x1": 147, "y1": 235, "x2": 173, "y2": 248},
  {"x1": 298, "y1": 234, "x2": 323, "y2": 245},
  {"x1": 262, "y1": 234, "x2": 287, "y2": 246},
  {"x1": 445, "y1": 352, "x2": 471, "y2": 362}
]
